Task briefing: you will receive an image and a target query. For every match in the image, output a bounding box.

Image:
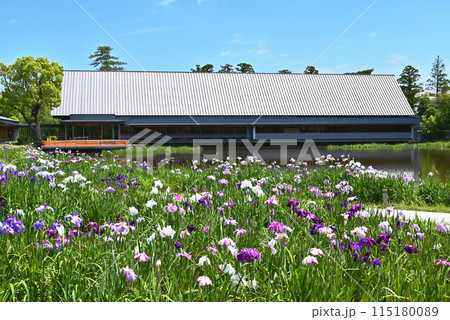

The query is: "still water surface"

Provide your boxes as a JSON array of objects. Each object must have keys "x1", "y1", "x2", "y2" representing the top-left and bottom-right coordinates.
[
  {"x1": 120, "y1": 146, "x2": 449, "y2": 179},
  {"x1": 196, "y1": 147, "x2": 450, "y2": 179}
]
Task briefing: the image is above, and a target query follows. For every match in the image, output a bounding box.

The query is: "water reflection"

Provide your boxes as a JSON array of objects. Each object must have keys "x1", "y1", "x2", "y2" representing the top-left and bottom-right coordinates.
[
  {"x1": 200, "y1": 147, "x2": 450, "y2": 179},
  {"x1": 119, "y1": 146, "x2": 450, "y2": 180}
]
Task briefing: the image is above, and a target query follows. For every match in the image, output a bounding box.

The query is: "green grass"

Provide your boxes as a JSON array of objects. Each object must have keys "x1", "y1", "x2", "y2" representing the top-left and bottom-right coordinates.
[
  {"x1": 327, "y1": 141, "x2": 450, "y2": 151},
  {"x1": 0, "y1": 145, "x2": 449, "y2": 302}
]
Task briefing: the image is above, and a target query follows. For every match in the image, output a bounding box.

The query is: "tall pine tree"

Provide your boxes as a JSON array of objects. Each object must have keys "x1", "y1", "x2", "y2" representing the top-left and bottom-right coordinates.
[
  {"x1": 89, "y1": 46, "x2": 126, "y2": 71},
  {"x1": 426, "y1": 55, "x2": 448, "y2": 96},
  {"x1": 397, "y1": 65, "x2": 422, "y2": 111}
]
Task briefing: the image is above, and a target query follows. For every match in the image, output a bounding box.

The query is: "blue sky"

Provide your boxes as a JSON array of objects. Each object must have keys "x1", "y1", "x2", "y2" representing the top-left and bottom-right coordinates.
[{"x1": 1, "y1": 0, "x2": 449, "y2": 79}]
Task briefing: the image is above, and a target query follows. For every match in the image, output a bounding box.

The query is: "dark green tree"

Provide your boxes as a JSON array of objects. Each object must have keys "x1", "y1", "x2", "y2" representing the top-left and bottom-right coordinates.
[
  {"x1": 416, "y1": 94, "x2": 431, "y2": 117},
  {"x1": 0, "y1": 57, "x2": 64, "y2": 145},
  {"x1": 89, "y1": 46, "x2": 126, "y2": 71},
  {"x1": 420, "y1": 93, "x2": 450, "y2": 139},
  {"x1": 191, "y1": 64, "x2": 214, "y2": 72},
  {"x1": 303, "y1": 66, "x2": 318, "y2": 74},
  {"x1": 397, "y1": 65, "x2": 422, "y2": 112},
  {"x1": 344, "y1": 69, "x2": 374, "y2": 75},
  {"x1": 426, "y1": 55, "x2": 449, "y2": 96},
  {"x1": 218, "y1": 64, "x2": 234, "y2": 73},
  {"x1": 235, "y1": 63, "x2": 255, "y2": 74},
  {"x1": 278, "y1": 69, "x2": 292, "y2": 74}
]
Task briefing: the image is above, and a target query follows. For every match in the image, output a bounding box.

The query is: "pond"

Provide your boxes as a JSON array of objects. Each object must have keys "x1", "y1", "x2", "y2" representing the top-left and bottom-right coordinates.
[
  {"x1": 115, "y1": 146, "x2": 450, "y2": 180},
  {"x1": 198, "y1": 146, "x2": 450, "y2": 180}
]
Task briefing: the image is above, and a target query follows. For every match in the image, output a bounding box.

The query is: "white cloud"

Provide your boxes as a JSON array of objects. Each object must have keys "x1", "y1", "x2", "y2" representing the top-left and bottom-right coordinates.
[
  {"x1": 220, "y1": 51, "x2": 232, "y2": 56},
  {"x1": 231, "y1": 38, "x2": 250, "y2": 45},
  {"x1": 386, "y1": 53, "x2": 407, "y2": 64},
  {"x1": 368, "y1": 32, "x2": 376, "y2": 38},
  {"x1": 197, "y1": 0, "x2": 206, "y2": 4},
  {"x1": 159, "y1": 0, "x2": 176, "y2": 6},
  {"x1": 9, "y1": 19, "x2": 17, "y2": 24}
]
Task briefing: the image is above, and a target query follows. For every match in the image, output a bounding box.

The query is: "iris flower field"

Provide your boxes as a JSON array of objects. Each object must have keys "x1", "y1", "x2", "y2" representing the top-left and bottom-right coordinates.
[{"x1": 0, "y1": 145, "x2": 449, "y2": 302}]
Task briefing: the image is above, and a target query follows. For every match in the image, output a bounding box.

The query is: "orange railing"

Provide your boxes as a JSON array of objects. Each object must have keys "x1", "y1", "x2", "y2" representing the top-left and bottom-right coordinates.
[{"x1": 43, "y1": 140, "x2": 129, "y2": 147}]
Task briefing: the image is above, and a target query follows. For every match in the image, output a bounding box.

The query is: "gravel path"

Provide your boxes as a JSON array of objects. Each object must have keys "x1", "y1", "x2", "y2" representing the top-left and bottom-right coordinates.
[{"x1": 371, "y1": 208, "x2": 450, "y2": 224}]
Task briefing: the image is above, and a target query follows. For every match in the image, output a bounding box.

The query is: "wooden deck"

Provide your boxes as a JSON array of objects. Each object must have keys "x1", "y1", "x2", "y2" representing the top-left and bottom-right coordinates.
[{"x1": 42, "y1": 139, "x2": 129, "y2": 150}]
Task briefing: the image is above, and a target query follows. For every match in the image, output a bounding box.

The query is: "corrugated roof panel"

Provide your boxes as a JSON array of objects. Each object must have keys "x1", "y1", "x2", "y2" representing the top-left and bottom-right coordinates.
[{"x1": 52, "y1": 71, "x2": 415, "y2": 117}]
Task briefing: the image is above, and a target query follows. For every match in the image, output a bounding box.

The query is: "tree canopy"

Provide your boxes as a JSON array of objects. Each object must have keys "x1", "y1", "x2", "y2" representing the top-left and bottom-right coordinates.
[
  {"x1": 397, "y1": 65, "x2": 422, "y2": 112},
  {"x1": 191, "y1": 64, "x2": 214, "y2": 72},
  {"x1": 0, "y1": 57, "x2": 64, "y2": 145},
  {"x1": 420, "y1": 93, "x2": 450, "y2": 139},
  {"x1": 189, "y1": 63, "x2": 255, "y2": 73},
  {"x1": 89, "y1": 46, "x2": 126, "y2": 71},
  {"x1": 235, "y1": 63, "x2": 255, "y2": 73},
  {"x1": 426, "y1": 55, "x2": 449, "y2": 96},
  {"x1": 344, "y1": 69, "x2": 374, "y2": 75},
  {"x1": 303, "y1": 66, "x2": 318, "y2": 74},
  {"x1": 218, "y1": 64, "x2": 234, "y2": 73},
  {"x1": 278, "y1": 69, "x2": 292, "y2": 74}
]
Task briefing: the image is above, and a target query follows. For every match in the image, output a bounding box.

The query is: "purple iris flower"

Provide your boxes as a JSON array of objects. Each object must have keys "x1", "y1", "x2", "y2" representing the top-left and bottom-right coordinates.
[
  {"x1": 296, "y1": 208, "x2": 307, "y2": 218},
  {"x1": 198, "y1": 198, "x2": 211, "y2": 207},
  {"x1": 66, "y1": 213, "x2": 83, "y2": 229},
  {"x1": 310, "y1": 224, "x2": 324, "y2": 235},
  {"x1": 435, "y1": 258, "x2": 450, "y2": 266},
  {"x1": 183, "y1": 202, "x2": 194, "y2": 211},
  {"x1": 0, "y1": 196, "x2": 6, "y2": 207},
  {"x1": 33, "y1": 220, "x2": 45, "y2": 230},
  {"x1": 361, "y1": 251, "x2": 372, "y2": 263},
  {"x1": 415, "y1": 233, "x2": 425, "y2": 239},
  {"x1": 403, "y1": 245, "x2": 419, "y2": 254},
  {"x1": 1, "y1": 217, "x2": 26, "y2": 235},
  {"x1": 286, "y1": 199, "x2": 299, "y2": 209},
  {"x1": 370, "y1": 259, "x2": 382, "y2": 266},
  {"x1": 45, "y1": 228, "x2": 57, "y2": 237},
  {"x1": 118, "y1": 266, "x2": 138, "y2": 282},
  {"x1": 87, "y1": 222, "x2": 100, "y2": 235},
  {"x1": 268, "y1": 220, "x2": 292, "y2": 234},
  {"x1": 174, "y1": 241, "x2": 182, "y2": 249},
  {"x1": 434, "y1": 222, "x2": 449, "y2": 233},
  {"x1": 376, "y1": 232, "x2": 390, "y2": 244},
  {"x1": 187, "y1": 225, "x2": 196, "y2": 232},
  {"x1": 236, "y1": 248, "x2": 260, "y2": 263}
]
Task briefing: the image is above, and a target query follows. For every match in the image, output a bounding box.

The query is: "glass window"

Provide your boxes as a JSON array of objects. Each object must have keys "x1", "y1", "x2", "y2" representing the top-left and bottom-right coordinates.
[{"x1": 84, "y1": 124, "x2": 101, "y2": 140}]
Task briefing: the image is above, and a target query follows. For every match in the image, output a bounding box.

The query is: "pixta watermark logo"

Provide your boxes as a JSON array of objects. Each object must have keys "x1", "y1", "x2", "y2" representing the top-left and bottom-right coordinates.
[{"x1": 126, "y1": 129, "x2": 322, "y2": 173}]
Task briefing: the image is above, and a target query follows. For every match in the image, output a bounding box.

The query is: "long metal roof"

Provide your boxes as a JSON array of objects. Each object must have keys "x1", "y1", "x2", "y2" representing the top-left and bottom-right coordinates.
[
  {"x1": 0, "y1": 116, "x2": 19, "y2": 125},
  {"x1": 52, "y1": 71, "x2": 415, "y2": 117}
]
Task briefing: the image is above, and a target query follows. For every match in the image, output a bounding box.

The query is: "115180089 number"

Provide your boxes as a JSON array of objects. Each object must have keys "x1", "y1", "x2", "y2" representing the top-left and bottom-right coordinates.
[{"x1": 372, "y1": 306, "x2": 439, "y2": 317}]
